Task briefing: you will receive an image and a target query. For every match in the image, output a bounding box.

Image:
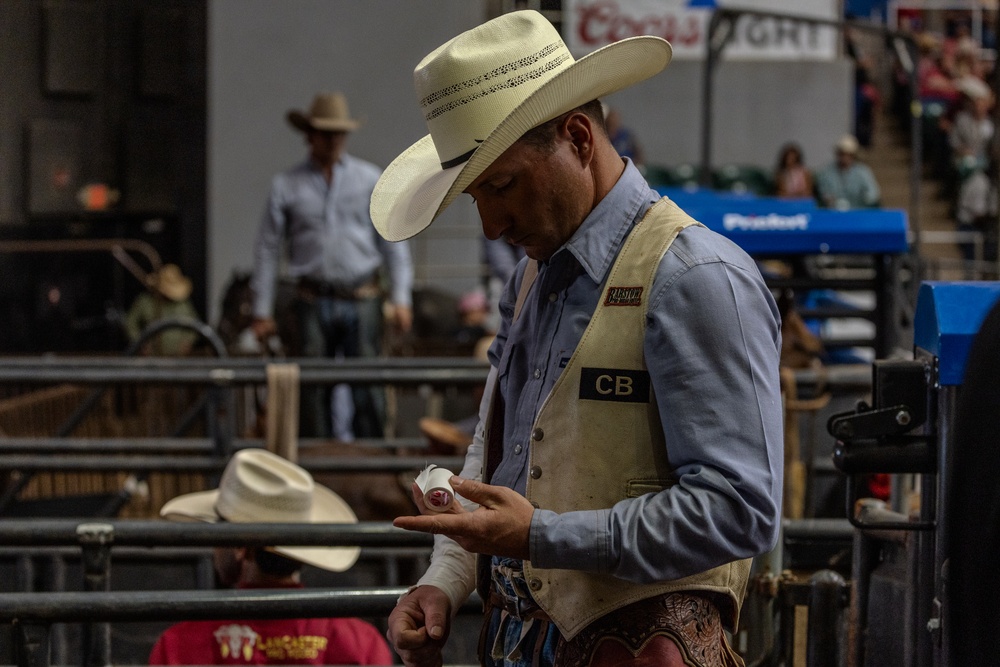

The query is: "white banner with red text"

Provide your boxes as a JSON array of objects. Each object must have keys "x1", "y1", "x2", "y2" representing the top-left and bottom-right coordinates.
[{"x1": 563, "y1": 0, "x2": 839, "y2": 60}]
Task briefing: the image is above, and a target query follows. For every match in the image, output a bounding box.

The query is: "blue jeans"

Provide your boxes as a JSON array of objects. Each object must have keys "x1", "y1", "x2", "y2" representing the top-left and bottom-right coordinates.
[
  {"x1": 484, "y1": 557, "x2": 559, "y2": 667},
  {"x1": 294, "y1": 295, "x2": 385, "y2": 439}
]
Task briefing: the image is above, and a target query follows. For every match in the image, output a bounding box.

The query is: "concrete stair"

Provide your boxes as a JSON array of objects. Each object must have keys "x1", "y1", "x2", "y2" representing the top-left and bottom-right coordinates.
[{"x1": 861, "y1": 107, "x2": 964, "y2": 271}]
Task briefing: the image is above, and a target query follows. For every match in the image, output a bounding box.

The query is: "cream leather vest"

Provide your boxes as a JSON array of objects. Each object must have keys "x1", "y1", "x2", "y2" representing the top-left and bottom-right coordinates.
[{"x1": 497, "y1": 198, "x2": 751, "y2": 640}]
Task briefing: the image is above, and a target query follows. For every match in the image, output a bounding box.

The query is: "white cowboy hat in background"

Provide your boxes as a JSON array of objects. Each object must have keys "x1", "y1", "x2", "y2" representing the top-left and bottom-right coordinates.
[
  {"x1": 160, "y1": 448, "x2": 361, "y2": 572},
  {"x1": 836, "y1": 134, "x2": 860, "y2": 155},
  {"x1": 287, "y1": 92, "x2": 361, "y2": 133},
  {"x1": 370, "y1": 9, "x2": 672, "y2": 242}
]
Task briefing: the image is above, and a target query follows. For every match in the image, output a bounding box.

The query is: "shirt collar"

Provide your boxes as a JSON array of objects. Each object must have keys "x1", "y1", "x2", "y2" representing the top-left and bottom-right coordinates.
[{"x1": 557, "y1": 159, "x2": 657, "y2": 284}]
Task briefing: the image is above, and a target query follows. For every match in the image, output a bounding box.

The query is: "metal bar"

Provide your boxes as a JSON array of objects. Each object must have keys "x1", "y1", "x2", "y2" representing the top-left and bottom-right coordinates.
[
  {"x1": 782, "y1": 518, "x2": 854, "y2": 541},
  {"x1": 0, "y1": 437, "x2": 429, "y2": 454},
  {"x1": 0, "y1": 588, "x2": 483, "y2": 623},
  {"x1": 0, "y1": 454, "x2": 466, "y2": 473},
  {"x1": 0, "y1": 357, "x2": 490, "y2": 385},
  {"x1": 806, "y1": 570, "x2": 847, "y2": 667},
  {"x1": 0, "y1": 521, "x2": 434, "y2": 548},
  {"x1": 78, "y1": 524, "x2": 113, "y2": 667},
  {"x1": 0, "y1": 546, "x2": 431, "y2": 559},
  {"x1": 13, "y1": 622, "x2": 50, "y2": 667}
]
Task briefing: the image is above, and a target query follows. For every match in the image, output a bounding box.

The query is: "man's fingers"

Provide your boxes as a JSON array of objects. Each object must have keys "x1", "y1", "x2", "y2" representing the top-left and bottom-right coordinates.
[
  {"x1": 449, "y1": 476, "x2": 500, "y2": 506},
  {"x1": 391, "y1": 625, "x2": 428, "y2": 650}
]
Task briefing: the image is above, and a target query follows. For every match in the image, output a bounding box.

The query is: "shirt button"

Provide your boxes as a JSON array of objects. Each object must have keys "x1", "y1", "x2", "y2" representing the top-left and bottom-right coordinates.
[
  {"x1": 548, "y1": 292, "x2": 557, "y2": 303},
  {"x1": 533, "y1": 369, "x2": 541, "y2": 379},
  {"x1": 529, "y1": 577, "x2": 543, "y2": 591},
  {"x1": 531, "y1": 428, "x2": 544, "y2": 441},
  {"x1": 513, "y1": 444, "x2": 523, "y2": 455},
  {"x1": 529, "y1": 466, "x2": 542, "y2": 479}
]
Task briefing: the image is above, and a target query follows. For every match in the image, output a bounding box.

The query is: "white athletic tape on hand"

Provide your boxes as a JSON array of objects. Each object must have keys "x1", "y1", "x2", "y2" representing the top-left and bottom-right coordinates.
[{"x1": 415, "y1": 464, "x2": 455, "y2": 513}]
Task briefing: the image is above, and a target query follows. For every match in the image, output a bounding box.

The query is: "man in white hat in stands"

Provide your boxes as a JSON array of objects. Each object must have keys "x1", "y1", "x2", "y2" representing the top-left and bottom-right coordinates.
[
  {"x1": 373, "y1": 10, "x2": 783, "y2": 667},
  {"x1": 249, "y1": 92, "x2": 414, "y2": 442},
  {"x1": 148, "y1": 449, "x2": 392, "y2": 665},
  {"x1": 814, "y1": 134, "x2": 881, "y2": 210}
]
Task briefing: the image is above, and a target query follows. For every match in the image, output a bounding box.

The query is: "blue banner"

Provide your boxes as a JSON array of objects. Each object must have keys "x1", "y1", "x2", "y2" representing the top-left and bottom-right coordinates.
[{"x1": 656, "y1": 187, "x2": 909, "y2": 255}]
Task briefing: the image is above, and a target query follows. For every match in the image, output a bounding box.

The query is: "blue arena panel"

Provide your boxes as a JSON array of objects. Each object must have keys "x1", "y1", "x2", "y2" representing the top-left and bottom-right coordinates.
[
  {"x1": 914, "y1": 281, "x2": 1000, "y2": 385},
  {"x1": 655, "y1": 187, "x2": 908, "y2": 255}
]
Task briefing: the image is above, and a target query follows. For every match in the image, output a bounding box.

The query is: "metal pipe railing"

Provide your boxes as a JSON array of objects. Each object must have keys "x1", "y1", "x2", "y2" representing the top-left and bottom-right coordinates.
[
  {"x1": 0, "y1": 356, "x2": 491, "y2": 385},
  {"x1": 0, "y1": 520, "x2": 433, "y2": 548},
  {"x1": 0, "y1": 587, "x2": 482, "y2": 624},
  {"x1": 0, "y1": 436, "x2": 429, "y2": 454},
  {"x1": 0, "y1": 454, "x2": 467, "y2": 473}
]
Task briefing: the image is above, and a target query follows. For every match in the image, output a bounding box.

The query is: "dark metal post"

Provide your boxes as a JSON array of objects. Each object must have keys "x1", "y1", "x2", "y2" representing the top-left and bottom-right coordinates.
[
  {"x1": 46, "y1": 555, "x2": 68, "y2": 666},
  {"x1": 700, "y1": 11, "x2": 734, "y2": 188},
  {"x1": 806, "y1": 570, "x2": 847, "y2": 667},
  {"x1": 13, "y1": 623, "x2": 50, "y2": 667},
  {"x1": 78, "y1": 524, "x2": 113, "y2": 667}
]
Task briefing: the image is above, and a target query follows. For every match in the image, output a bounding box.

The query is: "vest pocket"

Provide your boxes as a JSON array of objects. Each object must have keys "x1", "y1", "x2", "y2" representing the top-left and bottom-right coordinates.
[{"x1": 625, "y1": 478, "x2": 676, "y2": 498}]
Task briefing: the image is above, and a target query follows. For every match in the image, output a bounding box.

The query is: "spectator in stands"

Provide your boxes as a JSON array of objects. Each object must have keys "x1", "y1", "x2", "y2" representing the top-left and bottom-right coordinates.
[
  {"x1": 773, "y1": 143, "x2": 814, "y2": 199},
  {"x1": 250, "y1": 92, "x2": 414, "y2": 442},
  {"x1": 949, "y1": 76, "x2": 994, "y2": 177},
  {"x1": 125, "y1": 264, "x2": 201, "y2": 356},
  {"x1": 955, "y1": 159, "x2": 999, "y2": 262},
  {"x1": 815, "y1": 134, "x2": 881, "y2": 210},
  {"x1": 148, "y1": 449, "x2": 392, "y2": 666},
  {"x1": 916, "y1": 32, "x2": 959, "y2": 104}
]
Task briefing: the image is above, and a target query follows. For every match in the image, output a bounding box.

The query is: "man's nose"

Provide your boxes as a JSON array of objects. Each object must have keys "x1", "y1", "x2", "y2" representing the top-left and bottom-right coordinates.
[{"x1": 479, "y1": 207, "x2": 508, "y2": 241}]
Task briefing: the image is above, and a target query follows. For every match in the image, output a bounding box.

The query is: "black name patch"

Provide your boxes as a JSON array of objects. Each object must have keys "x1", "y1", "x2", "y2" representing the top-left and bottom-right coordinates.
[
  {"x1": 579, "y1": 368, "x2": 650, "y2": 403},
  {"x1": 604, "y1": 286, "x2": 643, "y2": 306}
]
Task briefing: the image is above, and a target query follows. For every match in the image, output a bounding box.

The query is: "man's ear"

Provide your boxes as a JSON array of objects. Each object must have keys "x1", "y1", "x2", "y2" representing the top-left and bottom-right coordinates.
[{"x1": 562, "y1": 112, "x2": 596, "y2": 166}]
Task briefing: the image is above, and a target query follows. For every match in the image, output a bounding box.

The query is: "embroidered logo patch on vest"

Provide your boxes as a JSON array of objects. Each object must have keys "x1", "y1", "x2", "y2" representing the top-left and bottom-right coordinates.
[
  {"x1": 604, "y1": 286, "x2": 643, "y2": 306},
  {"x1": 579, "y1": 368, "x2": 650, "y2": 403}
]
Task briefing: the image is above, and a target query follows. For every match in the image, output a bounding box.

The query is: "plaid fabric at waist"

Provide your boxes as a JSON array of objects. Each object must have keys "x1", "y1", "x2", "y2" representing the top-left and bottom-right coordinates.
[{"x1": 297, "y1": 276, "x2": 379, "y2": 300}]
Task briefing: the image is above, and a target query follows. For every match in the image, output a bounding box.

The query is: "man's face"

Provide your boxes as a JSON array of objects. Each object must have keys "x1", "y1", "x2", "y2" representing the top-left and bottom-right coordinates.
[
  {"x1": 213, "y1": 547, "x2": 243, "y2": 588},
  {"x1": 465, "y1": 128, "x2": 592, "y2": 261},
  {"x1": 307, "y1": 129, "x2": 347, "y2": 167},
  {"x1": 836, "y1": 149, "x2": 855, "y2": 170}
]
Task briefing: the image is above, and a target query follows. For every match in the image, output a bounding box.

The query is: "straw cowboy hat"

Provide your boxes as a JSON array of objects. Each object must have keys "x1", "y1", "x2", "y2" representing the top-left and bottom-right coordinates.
[
  {"x1": 370, "y1": 10, "x2": 672, "y2": 242},
  {"x1": 160, "y1": 449, "x2": 361, "y2": 572},
  {"x1": 287, "y1": 92, "x2": 361, "y2": 133},
  {"x1": 152, "y1": 264, "x2": 192, "y2": 302}
]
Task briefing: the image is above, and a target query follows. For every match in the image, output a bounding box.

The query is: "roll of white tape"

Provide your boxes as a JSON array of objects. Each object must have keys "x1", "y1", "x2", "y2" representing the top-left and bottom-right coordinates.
[{"x1": 415, "y1": 464, "x2": 455, "y2": 513}]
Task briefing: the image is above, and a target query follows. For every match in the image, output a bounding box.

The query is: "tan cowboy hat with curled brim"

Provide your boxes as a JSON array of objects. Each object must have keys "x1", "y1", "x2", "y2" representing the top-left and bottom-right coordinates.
[
  {"x1": 288, "y1": 92, "x2": 361, "y2": 133},
  {"x1": 152, "y1": 264, "x2": 192, "y2": 302},
  {"x1": 160, "y1": 449, "x2": 361, "y2": 572},
  {"x1": 370, "y1": 10, "x2": 672, "y2": 242}
]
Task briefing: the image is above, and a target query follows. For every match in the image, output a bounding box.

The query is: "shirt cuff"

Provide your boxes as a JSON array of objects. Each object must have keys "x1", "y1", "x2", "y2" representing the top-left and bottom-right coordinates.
[{"x1": 529, "y1": 508, "x2": 611, "y2": 573}]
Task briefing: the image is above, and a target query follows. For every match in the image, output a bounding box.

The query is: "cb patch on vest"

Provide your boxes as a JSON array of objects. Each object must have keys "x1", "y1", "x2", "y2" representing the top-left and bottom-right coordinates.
[
  {"x1": 579, "y1": 368, "x2": 650, "y2": 403},
  {"x1": 604, "y1": 286, "x2": 642, "y2": 306}
]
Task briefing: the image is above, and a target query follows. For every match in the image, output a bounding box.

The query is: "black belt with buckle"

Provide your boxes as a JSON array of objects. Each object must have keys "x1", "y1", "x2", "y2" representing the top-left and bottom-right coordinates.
[
  {"x1": 298, "y1": 277, "x2": 378, "y2": 301},
  {"x1": 488, "y1": 589, "x2": 551, "y2": 622}
]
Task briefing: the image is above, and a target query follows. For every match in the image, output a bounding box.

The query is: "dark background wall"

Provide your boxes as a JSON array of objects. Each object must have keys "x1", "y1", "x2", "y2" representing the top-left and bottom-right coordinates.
[{"x1": 0, "y1": 0, "x2": 206, "y2": 353}]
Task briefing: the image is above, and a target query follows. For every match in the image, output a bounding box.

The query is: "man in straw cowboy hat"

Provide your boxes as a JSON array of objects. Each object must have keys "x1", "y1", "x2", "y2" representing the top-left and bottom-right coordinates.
[
  {"x1": 125, "y1": 263, "x2": 201, "y2": 356},
  {"x1": 148, "y1": 449, "x2": 392, "y2": 665},
  {"x1": 373, "y1": 10, "x2": 783, "y2": 667},
  {"x1": 250, "y1": 91, "x2": 414, "y2": 442}
]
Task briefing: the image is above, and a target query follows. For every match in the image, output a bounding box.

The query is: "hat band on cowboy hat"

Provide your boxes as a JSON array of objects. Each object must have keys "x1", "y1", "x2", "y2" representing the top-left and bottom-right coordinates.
[
  {"x1": 159, "y1": 449, "x2": 361, "y2": 572},
  {"x1": 370, "y1": 10, "x2": 672, "y2": 242}
]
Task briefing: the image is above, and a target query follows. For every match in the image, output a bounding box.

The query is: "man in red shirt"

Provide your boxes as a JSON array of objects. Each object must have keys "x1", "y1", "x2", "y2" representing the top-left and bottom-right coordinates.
[{"x1": 148, "y1": 449, "x2": 393, "y2": 665}]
